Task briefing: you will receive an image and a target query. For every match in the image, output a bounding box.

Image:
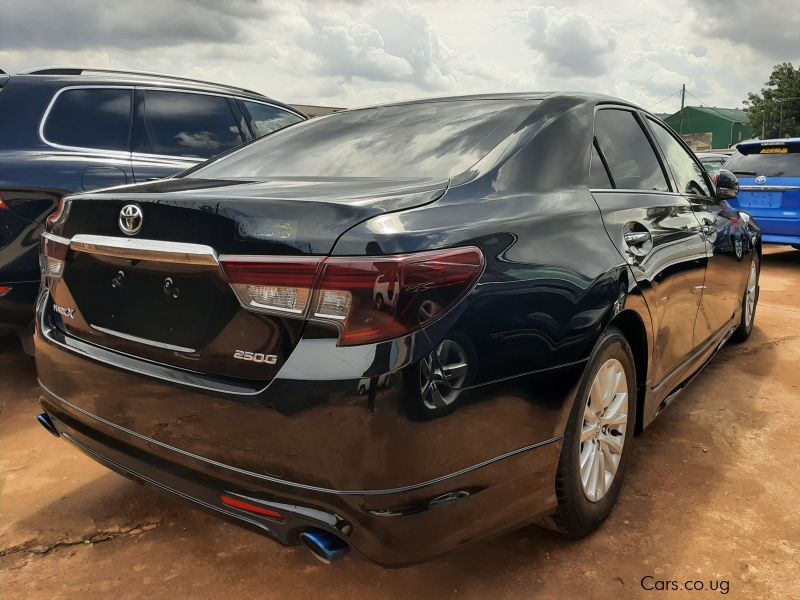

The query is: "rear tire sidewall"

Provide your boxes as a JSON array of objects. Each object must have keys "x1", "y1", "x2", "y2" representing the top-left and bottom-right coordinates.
[
  {"x1": 731, "y1": 251, "x2": 760, "y2": 343},
  {"x1": 555, "y1": 327, "x2": 636, "y2": 535}
]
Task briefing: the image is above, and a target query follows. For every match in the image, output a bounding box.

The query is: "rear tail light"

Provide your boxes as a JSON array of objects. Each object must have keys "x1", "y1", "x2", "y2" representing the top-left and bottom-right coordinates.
[
  {"x1": 0, "y1": 285, "x2": 12, "y2": 298},
  {"x1": 0, "y1": 192, "x2": 8, "y2": 210},
  {"x1": 40, "y1": 233, "x2": 70, "y2": 281},
  {"x1": 220, "y1": 257, "x2": 323, "y2": 315},
  {"x1": 221, "y1": 247, "x2": 484, "y2": 346}
]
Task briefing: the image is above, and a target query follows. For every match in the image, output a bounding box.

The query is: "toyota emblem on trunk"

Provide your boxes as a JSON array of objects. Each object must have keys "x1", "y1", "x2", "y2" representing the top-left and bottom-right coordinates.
[
  {"x1": 119, "y1": 204, "x2": 143, "y2": 235},
  {"x1": 755, "y1": 175, "x2": 767, "y2": 185}
]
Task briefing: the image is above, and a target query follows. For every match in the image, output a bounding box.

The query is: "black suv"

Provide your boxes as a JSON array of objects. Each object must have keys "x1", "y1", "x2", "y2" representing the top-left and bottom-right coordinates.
[{"x1": 0, "y1": 67, "x2": 306, "y2": 347}]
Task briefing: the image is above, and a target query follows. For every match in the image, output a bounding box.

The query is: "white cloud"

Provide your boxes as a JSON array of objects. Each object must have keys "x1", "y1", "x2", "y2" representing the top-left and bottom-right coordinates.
[
  {"x1": 0, "y1": 0, "x2": 796, "y2": 112},
  {"x1": 526, "y1": 5, "x2": 616, "y2": 77}
]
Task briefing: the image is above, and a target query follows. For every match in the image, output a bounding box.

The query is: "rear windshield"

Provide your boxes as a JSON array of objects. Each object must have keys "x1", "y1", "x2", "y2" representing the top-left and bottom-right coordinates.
[
  {"x1": 187, "y1": 100, "x2": 535, "y2": 180},
  {"x1": 725, "y1": 151, "x2": 800, "y2": 177}
]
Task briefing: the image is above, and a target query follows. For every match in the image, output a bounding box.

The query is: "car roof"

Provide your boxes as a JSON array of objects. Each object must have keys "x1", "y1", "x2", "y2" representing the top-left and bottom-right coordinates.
[
  {"x1": 11, "y1": 66, "x2": 301, "y2": 114},
  {"x1": 736, "y1": 138, "x2": 800, "y2": 154}
]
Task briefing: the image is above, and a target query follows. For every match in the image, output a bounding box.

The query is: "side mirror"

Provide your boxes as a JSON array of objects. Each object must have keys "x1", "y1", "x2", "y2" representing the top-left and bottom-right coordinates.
[{"x1": 714, "y1": 169, "x2": 739, "y2": 200}]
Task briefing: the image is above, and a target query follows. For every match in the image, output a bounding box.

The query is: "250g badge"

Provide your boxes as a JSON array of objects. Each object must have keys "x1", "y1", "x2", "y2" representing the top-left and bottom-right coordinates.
[{"x1": 233, "y1": 350, "x2": 278, "y2": 364}]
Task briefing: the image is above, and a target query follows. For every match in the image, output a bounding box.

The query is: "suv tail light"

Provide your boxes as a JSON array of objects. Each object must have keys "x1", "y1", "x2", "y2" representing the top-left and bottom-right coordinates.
[
  {"x1": 0, "y1": 192, "x2": 8, "y2": 211},
  {"x1": 221, "y1": 247, "x2": 484, "y2": 346}
]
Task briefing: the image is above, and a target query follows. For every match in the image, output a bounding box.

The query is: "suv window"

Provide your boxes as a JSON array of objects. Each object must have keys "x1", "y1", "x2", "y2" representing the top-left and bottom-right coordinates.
[
  {"x1": 725, "y1": 151, "x2": 800, "y2": 178},
  {"x1": 44, "y1": 88, "x2": 132, "y2": 151},
  {"x1": 136, "y1": 90, "x2": 243, "y2": 159},
  {"x1": 593, "y1": 109, "x2": 669, "y2": 192},
  {"x1": 647, "y1": 118, "x2": 712, "y2": 196},
  {"x1": 242, "y1": 101, "x2": 303, "y2": 138}
]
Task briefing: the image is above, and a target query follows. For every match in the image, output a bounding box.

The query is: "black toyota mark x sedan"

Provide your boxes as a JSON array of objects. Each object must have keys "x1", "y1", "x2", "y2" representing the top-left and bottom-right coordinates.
[{"x1": 35, "y1": 93, "x2": 761, "y2": 566}]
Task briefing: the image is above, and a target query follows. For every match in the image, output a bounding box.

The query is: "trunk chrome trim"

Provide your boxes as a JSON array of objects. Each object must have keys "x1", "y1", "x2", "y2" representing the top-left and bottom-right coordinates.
[
  {"x1": 42, "y1": 232, "x2": 72, "y2": 246},
  {"x1": 89, "y1": 324, "x2": 196, "y2": 354},
  {"x1": 70, "y1": 234, "x2": 219, "y2": 266}
]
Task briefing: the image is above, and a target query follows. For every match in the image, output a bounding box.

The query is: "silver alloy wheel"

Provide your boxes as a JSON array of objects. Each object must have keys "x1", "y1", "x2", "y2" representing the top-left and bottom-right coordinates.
[
  {"x1": 420, "y1": 339, "x2": 469, "y2": 410},
  {"x1": 580, "y1": 358, "x2": 629, "y2": 502},
  {"x1": 745, "y1": 257, "x2": 758, "y2": 327}
]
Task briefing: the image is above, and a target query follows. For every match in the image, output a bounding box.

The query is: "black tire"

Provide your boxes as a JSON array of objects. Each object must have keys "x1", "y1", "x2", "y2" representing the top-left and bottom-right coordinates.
[
  {"x1": 549, "y1": 326, "x2": 636, "y2": 536},
  {"x1": 730, "y1": 252, "x2": 760, "y2": 343}
]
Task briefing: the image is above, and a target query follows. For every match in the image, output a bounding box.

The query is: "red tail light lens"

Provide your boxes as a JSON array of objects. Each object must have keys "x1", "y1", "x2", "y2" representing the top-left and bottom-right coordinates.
[
  {"x1": 314, "y1": 248, "x2": 484, "y2": 346},
  {"x1": 220, "y1": 247, "x2": 484, "y2": 346},
  {"x1": 0, "y1": 193, "x2": 8, "y2": 210},
  {"x1": 220, "y1": 256, "x2": 323, "y2": 315},
  {"x1": 0, "y1": 286, "x2": 12, "y2": 298}
]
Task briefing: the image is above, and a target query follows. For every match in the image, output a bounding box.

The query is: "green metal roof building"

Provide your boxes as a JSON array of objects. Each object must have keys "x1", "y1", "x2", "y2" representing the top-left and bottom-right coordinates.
[{"x1": 662, "y1": 106, "x2": 752, "y2": 151}]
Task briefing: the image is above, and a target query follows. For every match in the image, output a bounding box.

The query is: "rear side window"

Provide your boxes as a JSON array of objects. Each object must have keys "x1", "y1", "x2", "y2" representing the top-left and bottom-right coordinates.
[
  {"x1": 43, "y1": 88, "x2": 132, "y2": 151},
  {"x1": 647, "y1": 118, "x2": 712, "y2": 197},
  {"x1": 136, "y1": 91, "x2": 243, "y2": 159},
  {"x1": 590, "y1": 144, "x2": 613, "y2": 188},
  {"x1": 242, "y1": 101, "x2": 303, "y2": 138},
  {"x1": 593, "y1": 109, "x2": 669, "y2": 192}
]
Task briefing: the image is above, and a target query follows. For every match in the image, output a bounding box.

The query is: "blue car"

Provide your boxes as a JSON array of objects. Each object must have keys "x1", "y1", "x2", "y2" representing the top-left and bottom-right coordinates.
[{"x1": 725, "y1": 138, "x2": 800, "y2": 248}]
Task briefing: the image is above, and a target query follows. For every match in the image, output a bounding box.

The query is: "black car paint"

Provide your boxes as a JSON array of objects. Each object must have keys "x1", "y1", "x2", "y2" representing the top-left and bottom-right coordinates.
[
  {"x1": 35, "y1": 93, "x2": 760, "y2": 565},
  {"x1": 0, "y1": 72, "x2": 306, "y2": 333}
]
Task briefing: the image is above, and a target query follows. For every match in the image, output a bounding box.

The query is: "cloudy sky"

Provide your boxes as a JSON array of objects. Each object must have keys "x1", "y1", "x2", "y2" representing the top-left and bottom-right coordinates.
[{"x1": 0, "y1": 0, "x2": 797, "y2": 112}]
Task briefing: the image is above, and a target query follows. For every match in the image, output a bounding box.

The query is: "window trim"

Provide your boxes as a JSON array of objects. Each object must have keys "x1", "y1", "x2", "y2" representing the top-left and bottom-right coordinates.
[
  {"x1": 39, "y1": 85, "x2": 135, "y2": 157},
  {"x1": 588, "y1": 105, "x2": 675, "y2": 194}
]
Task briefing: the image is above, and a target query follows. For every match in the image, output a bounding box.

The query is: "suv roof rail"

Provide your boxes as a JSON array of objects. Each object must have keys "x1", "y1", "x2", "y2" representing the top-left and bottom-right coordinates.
[{"x1": 20, "y1": 66, "x2": 265, "y2": 98}]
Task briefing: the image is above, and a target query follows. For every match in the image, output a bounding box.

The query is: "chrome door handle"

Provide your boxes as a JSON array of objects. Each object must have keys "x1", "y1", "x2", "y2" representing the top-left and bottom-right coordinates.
[{"x1": 624, "y1": 231, "x2": 652, "y2": 246}]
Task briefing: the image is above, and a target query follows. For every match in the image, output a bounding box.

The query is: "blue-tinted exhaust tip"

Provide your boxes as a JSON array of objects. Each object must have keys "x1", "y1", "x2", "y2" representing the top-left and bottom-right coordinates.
[
  {"x1": 37, "y1": 413, "x2": 60, "y2": 437},
  {"x1": 299, "y1": 528, "x2": 350, "y2": 564}
]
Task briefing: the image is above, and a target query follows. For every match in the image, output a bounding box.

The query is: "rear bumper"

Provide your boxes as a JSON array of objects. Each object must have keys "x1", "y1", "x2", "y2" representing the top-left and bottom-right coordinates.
[
  {"x1": 34, "y1": 291, "x2": 567, "y2": 565},
  {"x1": 747, "y1": 216, "x2": 800, "y2": 245},
  {"x1": 39, "y1": 383, "x2": 561, "y2": 566}
]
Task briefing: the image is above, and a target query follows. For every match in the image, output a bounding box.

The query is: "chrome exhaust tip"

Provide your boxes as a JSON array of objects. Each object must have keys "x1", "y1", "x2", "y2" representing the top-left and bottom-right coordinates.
[
  {"x1": 37, "y1": 412, "x2": 60, "y2": 437},
  {"x1": 299, "y1": 529, "x2": 350, "y2": 564}
]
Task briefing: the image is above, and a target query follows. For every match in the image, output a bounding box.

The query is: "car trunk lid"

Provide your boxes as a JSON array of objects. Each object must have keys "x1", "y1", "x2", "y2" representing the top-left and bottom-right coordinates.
[{"x1": 46, "y1": 176, "x2": 447, "y2": 382}]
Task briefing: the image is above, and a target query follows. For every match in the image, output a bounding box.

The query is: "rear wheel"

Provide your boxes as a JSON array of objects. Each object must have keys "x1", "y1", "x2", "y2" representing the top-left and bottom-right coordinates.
[
  {"x1": 549, "y1": 327, "x2": 636, "y2": 536},
  {"x1": 730, "y1": 252, "x2": 760, "y2": 343}
]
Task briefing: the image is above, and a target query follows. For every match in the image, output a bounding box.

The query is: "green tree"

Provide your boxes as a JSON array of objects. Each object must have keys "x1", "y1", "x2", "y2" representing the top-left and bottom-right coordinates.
[{"x1": 744, "y1": 62, "x2": 800, "y2": 139}]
